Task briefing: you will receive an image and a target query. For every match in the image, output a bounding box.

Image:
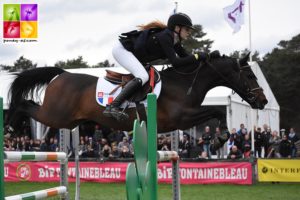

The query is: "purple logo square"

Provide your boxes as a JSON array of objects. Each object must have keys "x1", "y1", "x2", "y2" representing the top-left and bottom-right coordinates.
[{"x1": 21, "y1": 4, "x2": 38, "y2": 21}]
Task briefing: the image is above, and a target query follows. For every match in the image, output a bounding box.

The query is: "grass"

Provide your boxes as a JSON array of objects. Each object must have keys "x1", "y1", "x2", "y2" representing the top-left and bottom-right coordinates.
[{"x1": 4, "y1": 182, "x2": 300, "y2": 200}]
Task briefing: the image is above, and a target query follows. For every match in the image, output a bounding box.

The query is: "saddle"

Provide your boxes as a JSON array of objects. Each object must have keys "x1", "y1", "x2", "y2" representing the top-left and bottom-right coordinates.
[{"x1": 104, "y1": 65, "x2": 160, "y2": 102}]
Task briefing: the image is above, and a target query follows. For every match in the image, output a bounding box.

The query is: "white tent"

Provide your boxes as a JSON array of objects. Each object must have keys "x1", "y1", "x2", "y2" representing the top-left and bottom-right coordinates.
[
  {"x1": 202, "y1": 62, "x2": 279, "y2": 132},
  {"x1": 0, "y1": 72, "x2": 15, "y2": 109}
]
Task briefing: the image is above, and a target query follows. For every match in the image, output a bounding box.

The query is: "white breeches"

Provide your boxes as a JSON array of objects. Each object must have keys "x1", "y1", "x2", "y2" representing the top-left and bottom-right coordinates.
[{"x1": 112, "y1": 40, "x2": 149, "y2": 85}]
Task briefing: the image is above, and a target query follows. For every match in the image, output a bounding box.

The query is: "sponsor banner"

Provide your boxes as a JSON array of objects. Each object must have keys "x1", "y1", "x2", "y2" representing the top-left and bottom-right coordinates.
[
  {"x1": 4, "y1": 162, "x2": 126, "y2": 183},
  {"x1": 258, "y1": 159, "x2": 300, "y2": 182},
  {"x1": 4, "y1": 162, "x2": 252, "y2": 185},
  {"x1": 172, "y1": 162, "x2": 252, "y2": 184}
]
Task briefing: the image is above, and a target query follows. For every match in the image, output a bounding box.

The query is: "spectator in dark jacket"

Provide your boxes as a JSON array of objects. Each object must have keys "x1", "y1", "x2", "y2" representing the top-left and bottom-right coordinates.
[
  {"x1": 262, "y1": 124, "x2": 272, "y2": 158},
  {"x1": 279, "y1": 134, "x2": 292, "y2": 158},
  {"x1": 237, "y1": 123, "x2": 247, "y2": 136},
  {"x1": 242, "y1": 134, "x2": 252, "y2": 158},
  {"x1": 254, "y1": 127, "x2": 263, "y2": 158},
  {"x1": 230, "y1": 128, "x2": 242, "y2": 151},
  {"x1": 50, "y1": 138, "x2": 59, "y2": 152},
  {"x1": 179, "y1": 134, "x2": 191, "y2": 158},
  {"x1": 40, "y1": 139, "x2": 48, "y2": 151},
  {"x1": 110, "y1": 144, "x2": 120, "y2": 158},
  {"x1": 214, "y1": 127, "x2": 225, "y2": 159},
  {"x1": 288, "y1": 128, "x2": 299, "y2": 158},
  {"x1": 202, "y1": 126, "x2": 212, "y2": 158},
  {"x1": 227, "y1": 145, "x2": 242, "y2": 159}
]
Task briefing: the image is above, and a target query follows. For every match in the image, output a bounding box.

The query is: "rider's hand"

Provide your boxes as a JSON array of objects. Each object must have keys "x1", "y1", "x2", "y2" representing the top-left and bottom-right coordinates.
[{"x1": 194, "y1": 52, "x2": 209, "y2": 62}]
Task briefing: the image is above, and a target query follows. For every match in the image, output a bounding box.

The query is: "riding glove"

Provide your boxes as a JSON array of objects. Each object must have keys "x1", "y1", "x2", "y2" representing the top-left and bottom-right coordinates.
[
  {"x1": 194, "y1": 50, "x2": 221, "y2": 62},
  {"x1": 194, "y1": 52, "x2": 209, "y2": 61}
]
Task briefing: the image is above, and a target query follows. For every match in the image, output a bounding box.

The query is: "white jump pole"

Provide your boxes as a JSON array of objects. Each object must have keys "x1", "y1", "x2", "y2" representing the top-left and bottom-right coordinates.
[
  {"x1": 72, "y1": 128, "x2": 80, "y2": 200},
  {"x1": 171, "y1": 130, "x2": 181, "y2": 200},
  {"x1": 59, "y1": 129, "x2": 70, "y2": 200}
]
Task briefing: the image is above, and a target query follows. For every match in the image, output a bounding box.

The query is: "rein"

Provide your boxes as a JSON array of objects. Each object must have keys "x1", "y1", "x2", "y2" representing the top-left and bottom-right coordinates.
[
  {"x1": 169, "y1": 58, "x2": 262, "y2": 101},
  {"x1": 206, "y1": 59, "x2": 262, "y2": 103},
  {"x1": 171, "y1": 62, "x2": 204, "y2": 95}
]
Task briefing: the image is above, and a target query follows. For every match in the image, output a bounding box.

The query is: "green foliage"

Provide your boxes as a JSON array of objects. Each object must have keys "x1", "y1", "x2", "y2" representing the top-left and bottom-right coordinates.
[
  {"x1": 54, "y1": 57, "x2": 115, "y2": 69},
  {"x1": 54, "y1": 56, "x2": 89, "y2": 69},
  {"x1": 92, "y1": 59, "x2": 115, "y2": 68},
  {"x1": 229, "y1": 49, "x2": 261, "y2": 62},
  {"x1": 4, "y1": 56, "x2": 37, "y2": 72},
  {"x1": 0, "y1": 64, "x2": 11, "y2": 71},
  {"x1": 260, "y1": 34, "x2": 300, "y2": 130},
  {"x1": 1, "y1": 56, "x2": 115, "y2": 72}
]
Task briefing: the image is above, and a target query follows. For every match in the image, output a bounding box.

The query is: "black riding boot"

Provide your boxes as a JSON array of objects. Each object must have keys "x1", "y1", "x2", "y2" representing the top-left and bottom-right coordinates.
[{"x1": 103, "y1": 78, "x2": 143, "y2": 120}]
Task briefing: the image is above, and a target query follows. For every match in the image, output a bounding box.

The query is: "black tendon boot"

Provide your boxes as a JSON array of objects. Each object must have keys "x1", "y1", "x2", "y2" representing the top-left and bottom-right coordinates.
[{"x1": 103, "y1": 78, "x2": 142, "y2": 120}]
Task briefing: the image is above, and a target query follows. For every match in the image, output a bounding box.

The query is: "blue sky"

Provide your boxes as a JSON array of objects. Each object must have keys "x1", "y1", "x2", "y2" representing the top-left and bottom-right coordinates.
[{"x1": 1, "y1": 0, "x2": 299, "y2": 66}]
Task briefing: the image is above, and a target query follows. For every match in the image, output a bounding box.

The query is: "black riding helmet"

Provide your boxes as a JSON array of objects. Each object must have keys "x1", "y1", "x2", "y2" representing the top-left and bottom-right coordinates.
[{"x1": 167, "y1": 13, "x2": 195, "y2": 31}]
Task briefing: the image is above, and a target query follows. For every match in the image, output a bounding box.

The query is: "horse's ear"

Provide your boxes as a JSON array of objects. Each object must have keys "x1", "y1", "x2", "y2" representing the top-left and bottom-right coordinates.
[{"x1": 240, "y1": 52, "x2": 250, "y2": 65}]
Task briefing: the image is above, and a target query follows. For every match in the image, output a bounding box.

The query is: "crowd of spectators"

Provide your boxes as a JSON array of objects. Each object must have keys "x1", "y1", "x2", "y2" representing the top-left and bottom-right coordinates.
[
  {"x1": 193, "y1": 123, "x2": 299, "y2": 160},
  {"x1": 3, "y1": 123, "x2": 299, "y2": 161},
  {"x1": 3, "y1": 135, "x2": 59, "y2": 152},
  {"x1": 3, "y1": 125, "x2": 135, "y2": 160}
]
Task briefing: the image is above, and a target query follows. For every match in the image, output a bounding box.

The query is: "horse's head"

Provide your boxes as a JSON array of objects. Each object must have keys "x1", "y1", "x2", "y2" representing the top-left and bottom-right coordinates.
[{"x1": 212, "y1": 53, "x2": 268, "y2": 109}]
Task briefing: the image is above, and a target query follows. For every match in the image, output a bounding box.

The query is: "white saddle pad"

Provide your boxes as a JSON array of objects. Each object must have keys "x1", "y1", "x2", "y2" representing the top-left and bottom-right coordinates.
[{"x1": 95, "y1": 77, "x2": 162, "y2": 108}]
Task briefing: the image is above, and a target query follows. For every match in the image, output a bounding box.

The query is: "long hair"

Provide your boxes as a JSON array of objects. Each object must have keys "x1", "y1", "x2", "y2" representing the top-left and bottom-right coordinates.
[{"x1": 137, "y1": 20, "x2": 167, "y2": 30}]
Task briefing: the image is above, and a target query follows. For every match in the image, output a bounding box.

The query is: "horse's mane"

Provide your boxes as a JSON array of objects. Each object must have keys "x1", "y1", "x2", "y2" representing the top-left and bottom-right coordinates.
[{"x1": 159, "y1": 55, "x2": 231, "y2": 75}]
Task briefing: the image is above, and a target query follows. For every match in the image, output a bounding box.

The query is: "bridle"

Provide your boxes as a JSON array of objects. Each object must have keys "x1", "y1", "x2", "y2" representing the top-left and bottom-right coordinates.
[
  {"x1": 237, "y1": 63, "x2": 263, "y2": 102},
  {"x1": 207, "y1": 59, "x2": 263, "y2": 103},
  {"x1": 171, "y1": 57, "x2": 263, "y2": 102}
]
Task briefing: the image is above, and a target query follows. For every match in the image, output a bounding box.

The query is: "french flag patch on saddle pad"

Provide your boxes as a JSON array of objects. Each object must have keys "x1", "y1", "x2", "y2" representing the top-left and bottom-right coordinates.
[{"x1": 95, "y1": 77, "x2": 162, "y2": 108}]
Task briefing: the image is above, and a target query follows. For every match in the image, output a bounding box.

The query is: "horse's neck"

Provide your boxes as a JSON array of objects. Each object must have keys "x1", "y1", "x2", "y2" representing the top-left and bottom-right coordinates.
[
  {"x1": 160, "y1": 66, "x2": 220, "y2": 106},
  {"x1": 157, "y1": 68, "x2": 221, "y2": 131}
]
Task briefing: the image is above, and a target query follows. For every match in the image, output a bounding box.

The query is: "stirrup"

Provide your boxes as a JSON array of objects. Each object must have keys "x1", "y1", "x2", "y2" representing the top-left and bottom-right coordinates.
[
  {"x1": 111, "y1": 109, "x2": 129, "y2": 121},
  {"x1": 103, "y1": 105, "x2": 112, "y2": 117},
  {"x1": 103, "y1": 105, "x2": 129, "y2": 121}
]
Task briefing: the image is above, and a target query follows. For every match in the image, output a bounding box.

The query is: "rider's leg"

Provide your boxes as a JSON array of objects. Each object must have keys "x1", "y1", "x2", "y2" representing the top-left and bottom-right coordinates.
[
  {"x1": 112, "y1": 40, "x2": 149, "y2": 84},
  {"x1": 103, "y1": 41, "x2": 149, "y2": 119}
]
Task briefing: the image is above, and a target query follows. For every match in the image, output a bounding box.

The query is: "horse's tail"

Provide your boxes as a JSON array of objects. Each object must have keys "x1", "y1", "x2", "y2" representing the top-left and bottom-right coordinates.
[{"x1": 8, "y1": 67, "x2": 65, "y2": 120}]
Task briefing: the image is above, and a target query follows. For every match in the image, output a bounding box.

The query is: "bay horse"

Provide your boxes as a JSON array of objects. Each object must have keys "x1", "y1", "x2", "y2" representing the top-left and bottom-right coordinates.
[{"x1": 7, "y1": 53, "x2": 268, "y2": 134}]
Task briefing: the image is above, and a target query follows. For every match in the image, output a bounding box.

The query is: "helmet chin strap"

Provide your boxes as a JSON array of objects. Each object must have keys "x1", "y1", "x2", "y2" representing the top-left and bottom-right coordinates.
[{"x1": 174, "y1": 27, "x2": 182, "y2": 42}]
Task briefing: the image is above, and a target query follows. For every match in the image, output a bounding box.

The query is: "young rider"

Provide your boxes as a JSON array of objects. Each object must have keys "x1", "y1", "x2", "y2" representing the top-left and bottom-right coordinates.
[{"x1": 103, "y1": 13, "x2": 219, "y2": 120}]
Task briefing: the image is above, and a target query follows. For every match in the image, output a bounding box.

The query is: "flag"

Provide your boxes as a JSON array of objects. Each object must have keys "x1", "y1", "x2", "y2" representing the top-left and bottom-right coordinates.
[
  {"x1": 171, "y1": 2, "x2": 178, "y2": 15},
  {"x1": 223, "y1": 0, "x2": 246, "y2": 33}
]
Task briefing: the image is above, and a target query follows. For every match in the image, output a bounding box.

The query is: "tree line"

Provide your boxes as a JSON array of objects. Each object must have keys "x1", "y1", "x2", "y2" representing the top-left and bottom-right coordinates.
[
  {"x1": 1, "y1": 25, "x2": 299, "y2": 131},
  {"x1": 0, "y1": 56, "x2": 115, "y2": 72}
]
